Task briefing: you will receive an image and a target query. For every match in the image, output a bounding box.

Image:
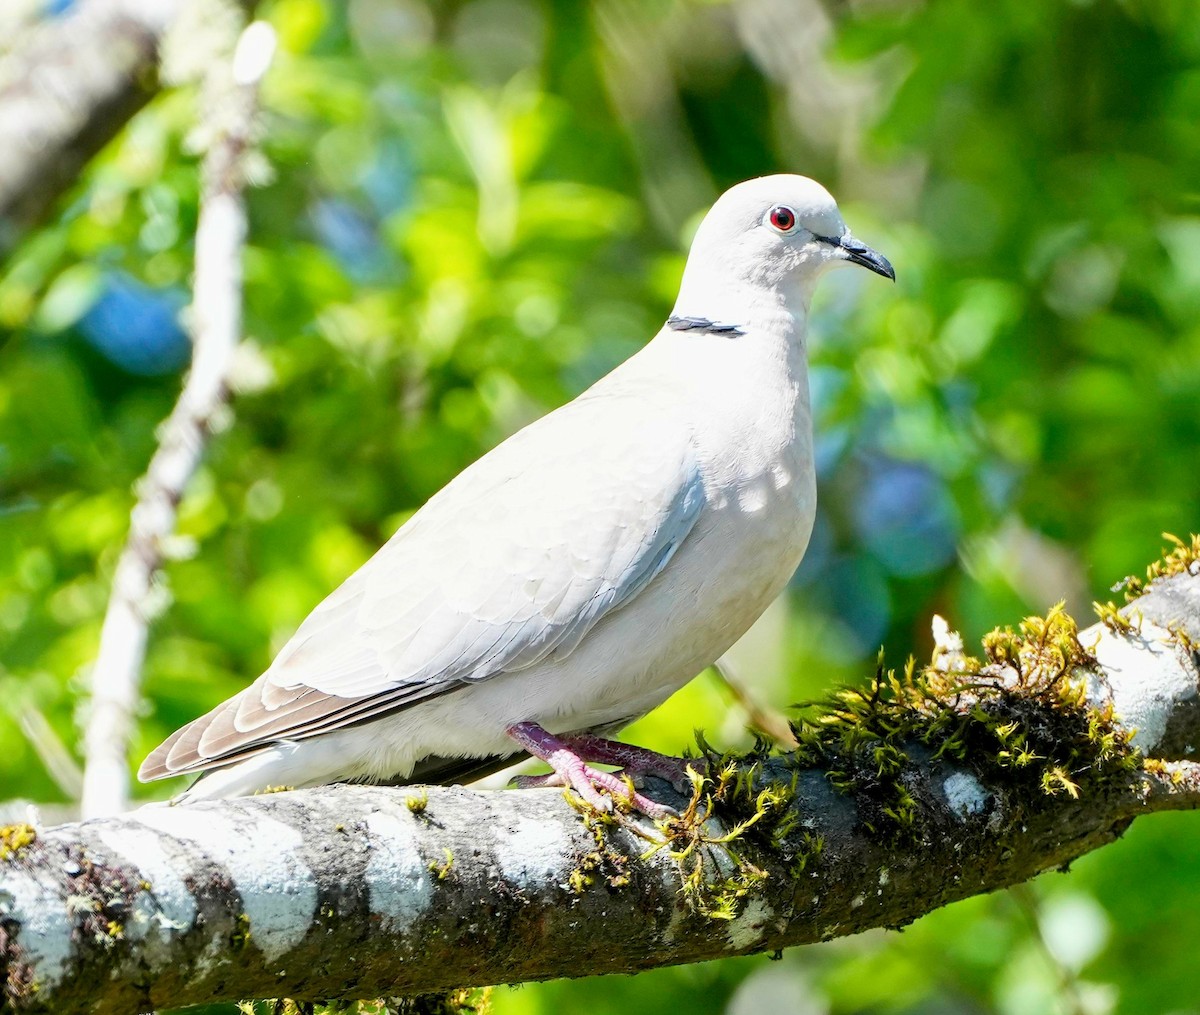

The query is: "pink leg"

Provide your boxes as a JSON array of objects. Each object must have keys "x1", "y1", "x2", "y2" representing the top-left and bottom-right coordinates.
[
  {"x1": 506, "y1": 722, "x2": 678, "y2": 819},
  {"x1": 559, "y1": 733, "x2": 694, "y2": 791}
]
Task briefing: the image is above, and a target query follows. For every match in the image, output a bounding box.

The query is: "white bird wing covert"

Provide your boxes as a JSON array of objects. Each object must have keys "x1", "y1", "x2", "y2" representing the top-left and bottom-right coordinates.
[{"x1": 143, "y1": 382, "x2": 705, "y2": 777}]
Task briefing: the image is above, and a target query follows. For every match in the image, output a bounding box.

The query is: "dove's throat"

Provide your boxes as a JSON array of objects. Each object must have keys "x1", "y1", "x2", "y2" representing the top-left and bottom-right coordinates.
[
  {"x1": 655, "y1": 288, "x2": 814, "y2": 493},
  {"x1": 670, "y1": 266, "x2": 816, "y2": 341}
]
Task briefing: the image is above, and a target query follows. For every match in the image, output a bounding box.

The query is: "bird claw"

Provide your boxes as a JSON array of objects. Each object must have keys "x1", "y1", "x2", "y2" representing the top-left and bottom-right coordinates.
[
  {"x1": 506, "y1": 722, "x2": 681, "y2": 820},
  {"x1": 512, "y1": 763, "x2": 677, "y2": 819},
  {"x1": 569, "y1": 765, "x2": 678, "y2": 820},
  {"x1": 559, "y1": 733, "x2": 698, "y2": 794}
]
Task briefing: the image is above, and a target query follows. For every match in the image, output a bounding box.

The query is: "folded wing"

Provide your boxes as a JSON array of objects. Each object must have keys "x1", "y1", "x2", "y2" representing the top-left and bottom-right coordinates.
[{"x1": 139, "y1": 380, "x2": 705, "y2": 781}]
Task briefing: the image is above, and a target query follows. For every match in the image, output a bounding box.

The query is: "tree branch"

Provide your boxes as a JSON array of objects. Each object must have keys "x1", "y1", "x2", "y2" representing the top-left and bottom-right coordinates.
[
  {"x1": 0, "y1": 0, "x2": 259, "y2": 256},
  {"x1": 79, "y1": 16, "x2": 275, "y2": 819},
  {"x1": 4, "y1": 570, "x2": 1198, "y2": 1013}
]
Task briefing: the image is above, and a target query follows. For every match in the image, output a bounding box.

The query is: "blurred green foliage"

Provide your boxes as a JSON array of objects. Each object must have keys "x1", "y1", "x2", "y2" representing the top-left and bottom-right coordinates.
[{"x1": 2, "y1": 0, "x2": 1200, "y2": 1012}]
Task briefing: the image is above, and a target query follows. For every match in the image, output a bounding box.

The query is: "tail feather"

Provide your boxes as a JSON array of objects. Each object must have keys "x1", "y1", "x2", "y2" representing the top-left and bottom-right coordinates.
[{"x1": 373, "y1": 751, "x2": 527, "y2": 788}]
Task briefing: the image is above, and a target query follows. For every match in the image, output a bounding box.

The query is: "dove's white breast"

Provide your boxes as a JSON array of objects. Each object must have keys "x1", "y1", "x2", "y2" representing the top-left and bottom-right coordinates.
[{"x1": 318, "y1": 315, "x2": 818, "y2": 782}]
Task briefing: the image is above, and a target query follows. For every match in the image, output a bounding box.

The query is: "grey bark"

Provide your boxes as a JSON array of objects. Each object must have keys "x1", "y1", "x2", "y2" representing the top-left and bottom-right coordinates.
[
  {"x1": 0, "y1": 0, "x2": 253, "y2": 256},
  {"x1": 2, "y1": 572, "x2": 1199, "y2": 1014}
]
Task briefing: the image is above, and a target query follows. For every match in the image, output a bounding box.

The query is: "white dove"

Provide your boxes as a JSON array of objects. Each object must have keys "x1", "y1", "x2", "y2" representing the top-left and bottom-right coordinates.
[{"x1": 139, "y1": 174, "x2": 894, "y2": 817}]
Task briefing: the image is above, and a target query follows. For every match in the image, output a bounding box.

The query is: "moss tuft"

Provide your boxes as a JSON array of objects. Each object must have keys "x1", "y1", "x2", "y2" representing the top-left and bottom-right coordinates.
[
  {"x1": 0, "y1": 824, "x2": 36, "y2": 861},
  {"x1": 1092, "y1": 598, "x2": 1140, "y2": 635},
  {"x1": 238, "y1": 986, "x2": 493, "y2": 1015},
  {"x1": 1168, "y1": 623, "x2": 1199, "y2": 658},
  {"x1": 428, "y1": 848, "x2": 454, "y2": 881},
  {"x1": 1143, "y1": 758, "x2": 1186, "y2": 785},
  {"x1": 390, "y1": 989, "x2": 493, "y2": 1015},
  {"x1": 637, "y1": 746, "x2": 799, "y2": 919},
  {"x1": 1118, "y1": 533, "x2": 1200, "y2": 600},
  {"x1": 564, "y1": 800, "x2": 631, "y2": 892},
  {"x1": 230, "y1": 913, "x2": 252, "y2": 951}
]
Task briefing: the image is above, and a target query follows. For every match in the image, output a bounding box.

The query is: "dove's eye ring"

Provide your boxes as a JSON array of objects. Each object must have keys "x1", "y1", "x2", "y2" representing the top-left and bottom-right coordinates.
[{"x1": 768, "y1": 206, "x2": 797, "y2": 232}]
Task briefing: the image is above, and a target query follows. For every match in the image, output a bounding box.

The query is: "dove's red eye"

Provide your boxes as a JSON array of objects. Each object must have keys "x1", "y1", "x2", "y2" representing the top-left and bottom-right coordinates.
[{"x1": 768, "y1": 206, "x2": 796, "y2": 232}]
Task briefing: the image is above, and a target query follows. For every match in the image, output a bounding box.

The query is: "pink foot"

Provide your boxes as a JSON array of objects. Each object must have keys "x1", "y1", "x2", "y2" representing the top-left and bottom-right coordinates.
[
  {"x1": 561, "y1": 733, "x2": 696, "y2": 792},
  {"x1": 506, "y1": 722, "x2": 681, "y2": 819}
]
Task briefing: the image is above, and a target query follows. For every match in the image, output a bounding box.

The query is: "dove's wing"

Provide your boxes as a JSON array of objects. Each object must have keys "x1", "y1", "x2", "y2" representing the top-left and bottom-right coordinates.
[{"x1": 140, "y1": 377, "x2": 705, "y2": 780}]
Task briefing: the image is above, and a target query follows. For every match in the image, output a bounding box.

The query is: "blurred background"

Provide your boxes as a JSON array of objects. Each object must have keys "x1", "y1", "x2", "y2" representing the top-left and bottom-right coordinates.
[{"x1": 1, "y1": 0, "x2": 1199, "y2": 1012}]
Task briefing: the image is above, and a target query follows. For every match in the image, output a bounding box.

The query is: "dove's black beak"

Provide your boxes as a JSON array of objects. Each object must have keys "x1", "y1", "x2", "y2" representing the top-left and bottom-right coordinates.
[{"x1": 822, "y1": 233, "x2": 895, "y2": 281}]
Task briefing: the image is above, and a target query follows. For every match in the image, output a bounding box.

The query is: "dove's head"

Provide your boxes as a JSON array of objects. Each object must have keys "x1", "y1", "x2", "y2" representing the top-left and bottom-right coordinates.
[{"x1": 672, "y1": 174, "x2": 893, "y2": 326}]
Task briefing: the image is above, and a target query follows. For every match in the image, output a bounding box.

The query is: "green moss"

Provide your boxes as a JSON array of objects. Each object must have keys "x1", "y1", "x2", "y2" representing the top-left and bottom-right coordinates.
[
  {"x1": 773, "y1": 603, "x2": 1139, "y2": 842},
  {"x1": 636, "y1": 750, "x2": 799, "y2": 919},
  {"x1": 1164, "y1": 621, "x2": 1200, "y2": 658},
  {"x1": 564, "y1": 801, "x2": 631, "y2": 892},
  {"x1": 0, "y1": 823, "x2": 36, "y2": 861},
  {"x1": 390, "y1": 990, "x2": 492, "y2": 1015},
  {"x1": 240, "y1": 987, "x2": 493, "y2": 1015},
  {"x1": 1118, "y1": 532, "x2": 1200, "y2": 600},
  {"x1": 230, "y1": 913, "x2": 252, "y2": 951},
  {"x1": 1092, "y1": 598, "x2": 1140, "y2": 635},
  {"x1": 427, "y1": 848, "x2": 454, "y2": 881},
  {"x1": 679, "y1": 600, "x2": 1139, "y2": 870}
]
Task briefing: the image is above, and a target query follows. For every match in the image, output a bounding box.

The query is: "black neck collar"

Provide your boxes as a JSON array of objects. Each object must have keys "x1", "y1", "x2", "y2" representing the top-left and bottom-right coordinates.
[{"x1": 666, "y1": 315, "x2": 745, "y2": 337}]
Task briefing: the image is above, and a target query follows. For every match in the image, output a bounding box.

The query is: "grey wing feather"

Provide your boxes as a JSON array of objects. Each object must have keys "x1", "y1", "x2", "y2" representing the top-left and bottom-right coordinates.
[{"x1": 140, "y1": 383, "x2": 704, "y2": 780}]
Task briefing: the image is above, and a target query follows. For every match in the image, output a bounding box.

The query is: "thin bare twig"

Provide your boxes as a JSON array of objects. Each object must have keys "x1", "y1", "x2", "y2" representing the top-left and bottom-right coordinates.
[
  {"x1": 16, "y1": 705, "x2": 83, "y2": 801},
  {"x1": 79, "y1": 18, "x2": 275, "y2": 819},
  {"x1": 712, "y1": 656, "x2": 798, "y2": 748},
  {"x1": 1008, "y1": 884, "x2": 1090, "y2": 1015}
]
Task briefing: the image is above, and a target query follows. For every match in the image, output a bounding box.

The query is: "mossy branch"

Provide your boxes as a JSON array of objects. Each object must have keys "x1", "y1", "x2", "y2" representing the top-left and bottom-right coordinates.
[{"x1": 2, "y1": 562, "x2": 1198, "y2": 1015}]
